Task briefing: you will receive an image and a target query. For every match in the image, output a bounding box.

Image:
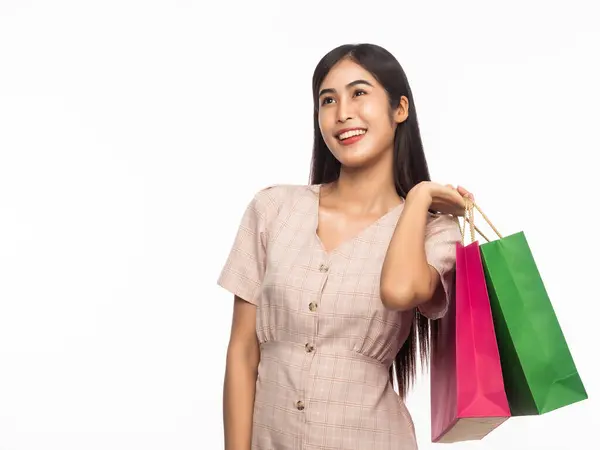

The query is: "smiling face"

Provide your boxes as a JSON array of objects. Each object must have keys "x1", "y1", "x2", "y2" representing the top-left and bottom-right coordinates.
[{"x1": 317, "y1": 58, "x2": 409, "y2": 170}]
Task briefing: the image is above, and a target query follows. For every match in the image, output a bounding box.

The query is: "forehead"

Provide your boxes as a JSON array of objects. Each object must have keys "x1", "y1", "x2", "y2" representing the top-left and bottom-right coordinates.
[{"x1": 320, "y1": 58, "x2": 379, "y2": 89}]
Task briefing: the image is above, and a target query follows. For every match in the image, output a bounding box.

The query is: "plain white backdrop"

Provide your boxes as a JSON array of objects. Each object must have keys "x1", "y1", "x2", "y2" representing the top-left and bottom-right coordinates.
[{"x1": 0, "y1": 1, "x2": 598, "y2": 449}]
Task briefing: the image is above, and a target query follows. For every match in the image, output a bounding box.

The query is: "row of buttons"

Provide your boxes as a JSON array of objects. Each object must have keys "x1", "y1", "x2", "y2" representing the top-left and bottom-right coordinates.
[{"x1": 296, "y1": 263, "x2": 328, "y2": 412}]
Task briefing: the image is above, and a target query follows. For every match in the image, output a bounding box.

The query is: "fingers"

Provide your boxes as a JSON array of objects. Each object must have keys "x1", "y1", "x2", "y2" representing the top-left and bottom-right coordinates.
[
  {"x1": 442, "y1": 185, "x2": 467, "y2": 212},
  {"x1": 457, "y1": 185, "x2": 474, "y2": 201},
  {"x1": 444, "y1": 184, "x2": 474, "y2": 200},
  {"x1": 435, "y1": 183, "x2": 471, "y2": 216}
]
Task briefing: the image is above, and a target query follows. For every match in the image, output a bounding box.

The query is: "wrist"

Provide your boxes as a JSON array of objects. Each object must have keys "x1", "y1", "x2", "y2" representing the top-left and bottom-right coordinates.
[{"x1": 406, "y1": 183, "x2": 433, "y2": 209}]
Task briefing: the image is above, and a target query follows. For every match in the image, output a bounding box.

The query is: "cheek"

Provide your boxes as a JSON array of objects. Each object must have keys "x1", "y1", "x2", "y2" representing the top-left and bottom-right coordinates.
[
  {"x1": 318, "y1": 114, "x2": 337, "y2": 148},
  {"x1": 359, "y1": 100, "x2": 390, "y2": 126},
  {"x1": 358, "y1": 101, "x2": 375, "y2": 117},
  {"x1": 318, "y1": 110, "x2": 332, "y2": 134}
]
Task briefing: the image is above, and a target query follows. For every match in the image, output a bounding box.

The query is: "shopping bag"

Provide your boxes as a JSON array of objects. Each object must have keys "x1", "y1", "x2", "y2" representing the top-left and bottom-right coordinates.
[
  {"x1": 471, "y1": 203, "x2": 588, "y2": 416},
  {"x1": 431, "y1": 202, "x2": 511, "y2": 443}
]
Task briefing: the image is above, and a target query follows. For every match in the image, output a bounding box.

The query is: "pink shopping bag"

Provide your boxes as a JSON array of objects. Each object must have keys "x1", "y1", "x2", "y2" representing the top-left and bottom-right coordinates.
[{"x1": 430, "y1": 210, "x2": 511, "y2": 443}]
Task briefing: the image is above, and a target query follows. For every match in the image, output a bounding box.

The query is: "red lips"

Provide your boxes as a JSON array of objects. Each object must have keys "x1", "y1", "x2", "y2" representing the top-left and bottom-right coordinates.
[{"x1": 335, "y1": 127, "x2": 367, "y2": 138}]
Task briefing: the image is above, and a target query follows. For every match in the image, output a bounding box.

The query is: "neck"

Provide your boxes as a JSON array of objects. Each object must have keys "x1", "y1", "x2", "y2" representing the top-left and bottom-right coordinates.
[{"x1": 329, "y1": 151, "x2": 402, "y2": 214}]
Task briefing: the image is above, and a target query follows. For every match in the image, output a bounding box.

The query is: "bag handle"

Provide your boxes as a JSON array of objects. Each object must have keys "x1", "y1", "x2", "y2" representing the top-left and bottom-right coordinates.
[
  {"x1": 459, "y1": 199, "x2": 479, "y2": 243},
  {"x1": 459, "y1": 198, "x2": 503, "y2": 244}
]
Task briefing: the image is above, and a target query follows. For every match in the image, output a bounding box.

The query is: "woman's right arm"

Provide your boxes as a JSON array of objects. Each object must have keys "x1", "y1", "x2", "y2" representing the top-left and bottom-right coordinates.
[{"x1": 223, "y1": 295, "x2": 260, "y2": 450}]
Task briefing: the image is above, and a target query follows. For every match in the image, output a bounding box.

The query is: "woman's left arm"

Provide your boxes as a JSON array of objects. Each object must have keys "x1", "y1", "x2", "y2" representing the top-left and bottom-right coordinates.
[{"x1": 380, "y1": 182, "x2": 467, "y2": 311}]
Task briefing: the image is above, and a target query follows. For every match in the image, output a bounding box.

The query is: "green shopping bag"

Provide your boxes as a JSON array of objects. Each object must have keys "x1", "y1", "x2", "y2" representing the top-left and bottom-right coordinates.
[{"x1": 465, "y1": 202, "x2": 587, "y2": 416}]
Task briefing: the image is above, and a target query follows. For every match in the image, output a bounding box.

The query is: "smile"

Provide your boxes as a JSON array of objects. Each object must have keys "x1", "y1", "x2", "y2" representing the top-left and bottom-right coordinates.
[{"x1": 336, "y1": 128, "x2": 367, "y2": 145}]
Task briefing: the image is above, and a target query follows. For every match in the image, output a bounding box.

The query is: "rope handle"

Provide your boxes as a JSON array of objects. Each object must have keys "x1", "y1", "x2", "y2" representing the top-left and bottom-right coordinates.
[{"x1": 458, "y1": 197, "x2": 503, "y2": 244}]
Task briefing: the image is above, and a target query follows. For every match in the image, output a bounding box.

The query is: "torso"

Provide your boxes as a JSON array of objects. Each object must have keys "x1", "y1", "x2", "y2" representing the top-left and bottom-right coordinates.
[{"x1": 249, "y1": 184, "x2": 418, "y2": 450}]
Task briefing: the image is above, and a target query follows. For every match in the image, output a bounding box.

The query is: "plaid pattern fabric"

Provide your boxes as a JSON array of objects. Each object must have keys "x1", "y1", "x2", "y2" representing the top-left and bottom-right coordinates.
[{"x1": 218, "y1": 184, "x2": 461, "y2": 450}]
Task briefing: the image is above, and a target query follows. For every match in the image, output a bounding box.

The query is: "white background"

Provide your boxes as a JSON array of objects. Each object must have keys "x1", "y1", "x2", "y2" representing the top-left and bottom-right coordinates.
[{"x1": 0, "y1": 1, "x2": 598, "y2": 449}]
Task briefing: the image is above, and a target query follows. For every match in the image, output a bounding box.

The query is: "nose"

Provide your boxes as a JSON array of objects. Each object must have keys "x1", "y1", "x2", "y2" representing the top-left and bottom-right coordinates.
[{"x1": 336, "y1": 97, "x2": 354, "y2": 123}]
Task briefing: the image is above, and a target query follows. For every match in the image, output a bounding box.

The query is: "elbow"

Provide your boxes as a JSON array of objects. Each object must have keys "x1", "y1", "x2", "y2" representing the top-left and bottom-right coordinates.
[
  {"x1": 380, "y1": 280, "x2": 429, "y2": 311},
  {"x1": 380, "y1": 282, "x2": 415, "y2": 311}
]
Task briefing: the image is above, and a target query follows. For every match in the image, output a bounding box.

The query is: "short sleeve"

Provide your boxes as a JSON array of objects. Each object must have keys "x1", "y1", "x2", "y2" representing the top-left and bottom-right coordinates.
[
  {"x1": 417, "y1": 214, "x2": 462, "y2": 320},
  {"x1": 217, "y1": 187, "x2": 278, "y2": 305}
]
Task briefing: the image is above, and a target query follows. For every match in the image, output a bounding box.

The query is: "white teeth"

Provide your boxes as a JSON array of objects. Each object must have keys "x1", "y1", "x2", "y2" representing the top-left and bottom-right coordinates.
[{"x1": 338, "y1": 129, "x2": 366, "y2": 140}]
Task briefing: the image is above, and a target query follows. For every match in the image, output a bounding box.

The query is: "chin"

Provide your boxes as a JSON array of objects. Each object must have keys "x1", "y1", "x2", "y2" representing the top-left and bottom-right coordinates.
[
  {"x1": 330, "y1": 144, "x2": 377, "y2": 168},
  {"x1": 335, "y1": 153, "x2": 377, "y2": 169}
]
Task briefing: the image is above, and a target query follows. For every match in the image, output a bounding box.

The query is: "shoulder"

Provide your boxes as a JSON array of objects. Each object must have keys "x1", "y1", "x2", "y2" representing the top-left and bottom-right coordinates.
[
  {"x1": 250, "y1": 183, "x2": 315, "y2": 214},
  {"x1": 254, "y1": 184, "x2": 315, "y2": 209}
]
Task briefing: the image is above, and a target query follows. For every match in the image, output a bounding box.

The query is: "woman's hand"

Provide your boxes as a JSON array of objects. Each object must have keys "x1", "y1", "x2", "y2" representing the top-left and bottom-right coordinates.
[{"x1": 407, "y1": 181, "x2": 474, "y2": 216}]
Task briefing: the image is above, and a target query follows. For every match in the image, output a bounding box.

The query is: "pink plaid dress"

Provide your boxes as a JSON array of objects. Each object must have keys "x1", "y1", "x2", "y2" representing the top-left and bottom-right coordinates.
[{"x1": 218, "y1": 184, "x2": 460, "y2": 450}]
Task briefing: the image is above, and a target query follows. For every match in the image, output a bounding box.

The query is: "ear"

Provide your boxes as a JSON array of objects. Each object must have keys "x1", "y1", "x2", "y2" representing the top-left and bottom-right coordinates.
[{"x1": 392, "y1": 95, "x2": 409, "y2": 124}]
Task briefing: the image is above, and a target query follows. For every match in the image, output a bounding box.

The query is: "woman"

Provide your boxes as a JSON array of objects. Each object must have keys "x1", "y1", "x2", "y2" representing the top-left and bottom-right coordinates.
[{"x1": 218, "y1": 43, "x2": 473, "y2": 450}]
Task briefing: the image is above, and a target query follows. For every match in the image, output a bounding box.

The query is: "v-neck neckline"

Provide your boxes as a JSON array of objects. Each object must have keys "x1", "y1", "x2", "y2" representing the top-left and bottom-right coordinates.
[{"x1": 310, "y1": 184, "x2": 405, "y2": 257}]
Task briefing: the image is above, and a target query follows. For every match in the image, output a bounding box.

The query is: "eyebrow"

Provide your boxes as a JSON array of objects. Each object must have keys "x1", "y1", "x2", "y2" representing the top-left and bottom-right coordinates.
[{"x1": 318, "y1": 79, "x2": 374, "y2": 98}]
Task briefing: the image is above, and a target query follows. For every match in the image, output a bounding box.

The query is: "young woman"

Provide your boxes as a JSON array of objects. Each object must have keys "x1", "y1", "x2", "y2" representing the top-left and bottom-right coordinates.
[{"x1": 218, "y1": 43, "x2": 473, "y2": 450}]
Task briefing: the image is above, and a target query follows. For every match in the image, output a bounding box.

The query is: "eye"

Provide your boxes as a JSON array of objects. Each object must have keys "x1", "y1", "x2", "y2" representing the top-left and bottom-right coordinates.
[
  {"x1": 354, "y1": 89, "x2": 367, "y2": 97},
  {"x1": 321, "y1": 96, "x2": 335, "y2": 106}
]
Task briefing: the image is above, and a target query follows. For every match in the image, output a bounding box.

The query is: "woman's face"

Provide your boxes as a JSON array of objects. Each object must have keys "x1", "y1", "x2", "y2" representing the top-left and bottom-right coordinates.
[{"x1": 317, "y1": 59, "x2": 408, "y2": 169}]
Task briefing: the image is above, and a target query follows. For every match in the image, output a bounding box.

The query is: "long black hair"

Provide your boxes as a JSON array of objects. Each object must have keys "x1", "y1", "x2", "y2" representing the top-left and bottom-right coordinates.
[{"x1": 309, "y1": 43, "x2": 438, "y2": 398}]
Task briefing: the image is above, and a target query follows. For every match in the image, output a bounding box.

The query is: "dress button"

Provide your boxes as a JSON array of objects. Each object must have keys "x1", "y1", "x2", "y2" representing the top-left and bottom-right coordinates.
[
  {"x1": 309, "y1": 302, "x2": 318, "y2": 312},
  {"x1": 296, "y1": 400, "x2": 305, "y2": 411},
  {"x1": 305, "y1": 343, "x2": 315, "y2": 353},
  {"x1": 319, "y1": 264, "x2": 329, "y2": 272}
]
